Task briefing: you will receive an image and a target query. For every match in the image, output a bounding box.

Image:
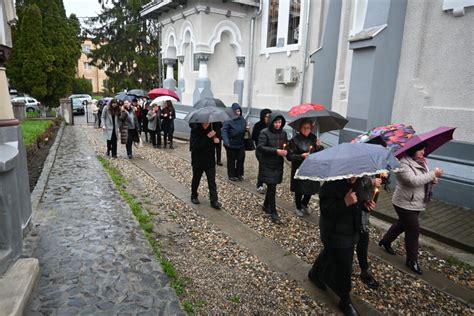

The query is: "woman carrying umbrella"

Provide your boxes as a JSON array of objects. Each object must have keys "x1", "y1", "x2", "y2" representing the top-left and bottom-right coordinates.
[
  {"x1": 287, "y1": 118, "x2": 324, "y2": 217},
  {"x1": 161, "y1": 100, "x2": 176, "y2": 149},
  {"x1": 379, "y1": 142, "x2": 444, "y2": 274},
  {"x1": 257, "y1": 113, "x2": 288, "y2": 223}
]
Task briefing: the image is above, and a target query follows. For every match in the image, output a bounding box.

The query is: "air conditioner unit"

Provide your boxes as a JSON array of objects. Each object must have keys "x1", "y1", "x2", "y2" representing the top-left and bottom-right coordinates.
[{"x1": 275, "y1": 66, "x2": 298, "y2": 85}]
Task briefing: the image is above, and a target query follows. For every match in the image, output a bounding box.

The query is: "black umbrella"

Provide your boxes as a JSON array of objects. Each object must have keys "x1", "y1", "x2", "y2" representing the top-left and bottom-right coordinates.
[
  {"x1": 288, "y1": 109, "x2": 348, "y2": 137},
  {"x1": 127, "y1": 89, "x2": 148, "y2": 98},
  {"x1": 185, "y1": 106, "x2": 236, "y2": 124},
  {"x1": 194, "y1": 97, "x2": 226, "y2": 109},
  {"x1": 115, "y1": 92, "x2": 134, "y2": 102}
]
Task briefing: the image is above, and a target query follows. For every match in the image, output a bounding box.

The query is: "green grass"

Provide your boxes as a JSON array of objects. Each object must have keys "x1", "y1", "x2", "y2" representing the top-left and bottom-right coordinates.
[
  {"x1": 20, "y1": 119, "x2": 54, "y2": 146},
  {"x1": 97, "y1": 156, "x2": 193, "y2": 313},
  {"x1": 446, "y1": 256, "x2": 472, "y2": 269},
  {"x1": 227, "y1": 294, "x2": 241, "y2": 303}
]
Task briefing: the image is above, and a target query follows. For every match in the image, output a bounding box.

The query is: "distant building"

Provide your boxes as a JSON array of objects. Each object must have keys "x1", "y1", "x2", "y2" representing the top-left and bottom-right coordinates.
[
  {"x1": 141, "y1": 0, "x2": 474, "y2": 208},
  {"x1": 76, "y1": 38, "x2": 108, "y2": 94}
]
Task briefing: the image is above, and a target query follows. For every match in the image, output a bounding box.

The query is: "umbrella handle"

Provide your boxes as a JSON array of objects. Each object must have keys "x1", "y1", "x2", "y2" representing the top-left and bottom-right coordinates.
[{"x1": 316, "y1": 126, "x2": 320, "y2": 139}]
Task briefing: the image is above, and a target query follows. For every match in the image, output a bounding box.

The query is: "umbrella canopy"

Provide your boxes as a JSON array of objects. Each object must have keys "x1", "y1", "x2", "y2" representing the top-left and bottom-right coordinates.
[
  {"x1": 288, "y1": 109, "x2": 348, "y2": 137},
  {"x1": 288, "y1": 103, "x2": 326, "y2": 116},
  {"x1": 115, "y1": 92, "x2": 134, "y2": 102},
  {"x1": 150, "y1": 95, "x2": 178, "y2": 106},
  {"x1": 127, "y1": 89, "x2": 148, "y2": 97},
  {"x1": 98, "y1": 97, "x2": 113, "y2": 104},
  {"x1": 185, "y1": 106, "x2": 236, "y2": 124},
  {"x1": 295, "y1": 143, "x2": 400, "y2": 182},
  {"x1": 352, "y1": 123, "x2": 416, "y2": 152},
  {"x1": 394, "y1": 126, "x2": 456, "y2": 158},
  {"x1": 148, "y1": 88, "x2": 180, "y2": 101},
  {"x1": 194, "y1": 97, "x2": 226, "y2": 109}
]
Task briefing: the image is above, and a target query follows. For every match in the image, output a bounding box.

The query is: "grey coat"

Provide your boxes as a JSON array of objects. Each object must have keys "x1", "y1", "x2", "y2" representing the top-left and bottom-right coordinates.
[
  {"x1": 147, "y1": 110, "x2": 159, "y2": 131},
  {"x1": 392, "y1": 156, "x2": 436, "y2": 211},
  {"x1": 101, "y1": 105, "x2": 120, "y2": 141}
]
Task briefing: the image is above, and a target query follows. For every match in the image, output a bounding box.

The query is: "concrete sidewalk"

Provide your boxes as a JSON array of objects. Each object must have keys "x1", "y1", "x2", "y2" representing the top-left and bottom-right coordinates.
[{"x1": 373, "y1": 190, "x2": 474, "y2": 253}]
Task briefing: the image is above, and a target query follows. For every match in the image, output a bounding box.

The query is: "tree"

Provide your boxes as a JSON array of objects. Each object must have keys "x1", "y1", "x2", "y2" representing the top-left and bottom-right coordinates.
[
  {"x1": 7, "y1": 0, "x2": 81, "y2": 106},
  {"x1": 87, "y1": 0, "x2": 160, "y2": 93},
  {"x1": 72, "y1": 76, "x2": 93, "y2": 95},
  {"x1": 7, "y1": 4, "x2": 48, "y2": 98}
]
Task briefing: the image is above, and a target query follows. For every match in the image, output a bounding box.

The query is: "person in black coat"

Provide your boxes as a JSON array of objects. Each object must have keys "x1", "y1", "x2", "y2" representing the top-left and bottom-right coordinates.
[
  {"x1": 252, "y1": 108, "x2": 272, "y2": 193},
  {"x1": 308, "y1": 178, "x2": 376, "y2": 316},
  {"x1": 161, "y1": 100, "x2": 175, "y2": 149},
  {"x1": 189, "y1": 122, "x2": 222, "y2": 209},
  {"x1": 212, "y1": 122, "x2": 223, "y2": 166},
  {"x1": 256, "y1": 113, "x2": 288, "y2": 222},
  {"x1": 222, "y1": 103, "x2": 247, "y2": 181},
  {"x1": 287, "y1": 118, "x2": 324, "y2": 217}
]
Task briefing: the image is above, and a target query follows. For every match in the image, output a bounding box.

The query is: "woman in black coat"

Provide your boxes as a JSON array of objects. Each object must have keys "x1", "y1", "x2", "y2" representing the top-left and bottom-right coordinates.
[
  {"x1": 257, "y1": 113, "x2": 288, "y2": 222},
  {"x1": 287, "y1": 119, "x2": 324, "y2": 217},
  {"x1": 161, "y1": 100, "x2": 175, "y2": 149}
]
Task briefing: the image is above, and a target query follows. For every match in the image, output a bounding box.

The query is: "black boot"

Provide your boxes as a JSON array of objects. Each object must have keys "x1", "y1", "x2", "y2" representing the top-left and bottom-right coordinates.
[
  {"x1": 169, "y1": 141, "x2": 174, "y2": 149},
  {"x1": 406, "y1": 259, "x2": 423, "y2": 275},
  {"x1": 378, "y1": 240, "x2": 396, "y2": 255},
  {"x1": 164, "y1": 139, "x2": 167, "y2": 148},
  {"x1": 360, "y1": 270, "x2": 379, "y2": 289},
  {"x1": 338, "y1": 300, "x2": 359, "y2": 316}
]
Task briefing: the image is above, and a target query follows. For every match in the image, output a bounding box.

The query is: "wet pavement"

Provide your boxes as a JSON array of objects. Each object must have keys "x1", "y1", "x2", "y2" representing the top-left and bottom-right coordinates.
[{"x1": 23, "y1": 125, "x2": 183, "y2": 315}]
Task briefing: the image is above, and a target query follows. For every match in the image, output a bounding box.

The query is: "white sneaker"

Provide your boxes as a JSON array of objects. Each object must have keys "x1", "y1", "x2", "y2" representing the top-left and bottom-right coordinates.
[
  {"x1": 256, "y1": 186, "x2": 265, "y2": 194},
  {"x1": 295, "y1": 209, "x2": 304, "y2": 217}
]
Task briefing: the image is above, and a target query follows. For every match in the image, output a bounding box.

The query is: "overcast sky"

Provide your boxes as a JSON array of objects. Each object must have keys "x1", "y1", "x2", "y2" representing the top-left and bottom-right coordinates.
[{"x1": 63, "y1": 0, "x2": 104, "y2": 19}]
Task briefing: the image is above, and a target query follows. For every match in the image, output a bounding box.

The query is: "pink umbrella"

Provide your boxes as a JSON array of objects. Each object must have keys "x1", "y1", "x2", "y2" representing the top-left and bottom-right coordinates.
[
  {"x1": 288, "y1": 103, "x2": 326, "y2": 117},
  {"x1": 148, "y1": 88, "x2": 180, "y2": 101},
  {"x1": 394, "y1": 127, "x2": 456, "y2": 158}
]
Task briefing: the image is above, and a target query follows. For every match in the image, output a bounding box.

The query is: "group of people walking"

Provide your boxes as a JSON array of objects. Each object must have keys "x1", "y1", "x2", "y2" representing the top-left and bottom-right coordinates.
[
  {"x1": 187, "y1": 106, "x2": 444, "y2": 316},
  {"x1": 100, "y1": 98, "x2": 176, "y2": 159},
  {"x1": 99, "y1": 98, "x2": 443, "y2": 316}
]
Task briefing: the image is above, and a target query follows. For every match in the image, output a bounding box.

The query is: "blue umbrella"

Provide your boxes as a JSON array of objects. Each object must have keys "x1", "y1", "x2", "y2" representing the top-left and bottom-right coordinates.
[
  {"x1": 295, "y1": 143, "x2": 400, "y2": 182},
  {"x1": 115, "y1": 92, "x2": 134, "y2": 102},
  {"x1": 99, "y1": 97, "x2": 113, "y2": 104}
]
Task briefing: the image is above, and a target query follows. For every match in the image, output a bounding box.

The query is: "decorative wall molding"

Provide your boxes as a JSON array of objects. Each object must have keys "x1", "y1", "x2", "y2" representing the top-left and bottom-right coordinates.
[
  {"x1": 208, "y1": 20, "x2": 243, "y2": 56},
  {"x1": 442, "y1": 0, "x2": 474, "y2": 17}
]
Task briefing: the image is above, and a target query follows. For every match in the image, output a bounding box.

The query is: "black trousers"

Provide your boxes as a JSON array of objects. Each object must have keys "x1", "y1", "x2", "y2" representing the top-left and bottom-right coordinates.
[
  {"x1": 191, "y1": 166, "x2": 218, "y2": 203},
  {"x1": 264, "y1": 183, "x2": 277, "y2": 213},
  {"x1": 149, "y1": 130, "x2": 157, "y2": 147},
  {"x1": 215, "y1": 140, "x2": 222, "y2": 163},
  {"x1": 156, "y1": 127, "x2": 162, "y2": 146},
  {"x1": 311, "y1": 246, "x2": 354, "y2": 303},
  {"x1": 225, "y1": 147, "x2": 245, "y2": 178},
  {"x1": 295, "y1": 193, "x2": 311, "y2": 210},
  {"x1": 126, "y1": 129, "x2": 138, "y2": 156},
  {"x1": 380, "y1": 205, "x2": 420, "y2": 261},
  {"x1": 356, "y1": 231, "x2": 369, "y2": 271},
  {"x1": 164, "y1": 129, "x2": 173, "y2": 146},
  {"x1": 106, "y1": 130, "x2": 117, "y2": 157}
]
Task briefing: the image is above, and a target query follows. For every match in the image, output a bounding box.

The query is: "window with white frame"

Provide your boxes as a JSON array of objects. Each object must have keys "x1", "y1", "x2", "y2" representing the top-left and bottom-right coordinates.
[{"x1": 262, "y1": 0, "x2": 303, "y2": 52}]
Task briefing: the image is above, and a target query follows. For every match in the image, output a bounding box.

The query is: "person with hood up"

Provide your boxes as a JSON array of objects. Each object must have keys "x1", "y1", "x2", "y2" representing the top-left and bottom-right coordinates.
[
  {"x1": 252, "y1": 108, "x2": 272, "y2": 193},
  {"x1": 221, "y1": 103, "x2": 248, "y2": 181},
  {"x1": 189, "y1": 122, "x2": 222, "y2": 209},
  {"x1": 119, "y1": 100, "x2": 140, "y2": 159},
  {"x1": 286, "y1": 118, "x2": 324, "y2": 217},
  {"x1": 256, "y1": 113, "x2": 288, "y2": 222}
]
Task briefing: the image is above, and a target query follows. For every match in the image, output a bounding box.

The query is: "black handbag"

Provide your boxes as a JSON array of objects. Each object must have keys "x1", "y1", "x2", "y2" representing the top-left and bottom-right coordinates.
[{"x1": 244, "y1": 130, "x2": 255, "y2": 151}]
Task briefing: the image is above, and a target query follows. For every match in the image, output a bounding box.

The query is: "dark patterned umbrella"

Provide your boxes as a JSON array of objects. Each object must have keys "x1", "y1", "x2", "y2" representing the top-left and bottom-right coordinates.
[{"x1": 288, "y1": 109, "x2": 348, "y2": 137}]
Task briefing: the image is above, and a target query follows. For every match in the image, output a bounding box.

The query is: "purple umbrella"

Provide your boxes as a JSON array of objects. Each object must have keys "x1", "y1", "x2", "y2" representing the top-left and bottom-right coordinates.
[{"x1": 394, "y1": 127, "x2": 456, "y2": 158}]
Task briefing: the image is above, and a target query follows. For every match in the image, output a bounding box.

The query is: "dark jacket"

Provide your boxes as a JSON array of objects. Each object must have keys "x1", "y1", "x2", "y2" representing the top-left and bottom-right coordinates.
[
  {"x1": 190, "y1": 124, "x2": 216, "y2": 169},
  {"x1": 256, "y1": 113, "x2": 288, "y2": 184},
  {"x1": 119, "y1": 108, "x2": 139, "y2": 144},
  {"x1": 161, "y1": 106, "x2": 175, "y2": 132},
  {"x1": 287, "y1": 133, "x2": 324, "y2": 195},
  {"x1": 319, "y1": 179, "x2": 371, "y2": 248},
  {"x1": 221, "y1": 103, "x2": 246, "y2": 149},
  {"x1": 251, "y1": 108, "x2": 272, "y2": 145}
]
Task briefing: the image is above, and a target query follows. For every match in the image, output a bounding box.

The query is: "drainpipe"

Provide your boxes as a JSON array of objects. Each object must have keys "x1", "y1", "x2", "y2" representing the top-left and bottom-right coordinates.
[
  {"x1": 244, "y1": 0, "x2": 263, "y2": 119},
  {"x1": 299, "y1": 0, "x2": 311, "y2": 104}
]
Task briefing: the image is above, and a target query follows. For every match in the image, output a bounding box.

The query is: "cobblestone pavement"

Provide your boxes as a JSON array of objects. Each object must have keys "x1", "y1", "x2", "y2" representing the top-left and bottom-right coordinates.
[{"x1": 23, "y1": 125, "x2": 183, "y2": 315}]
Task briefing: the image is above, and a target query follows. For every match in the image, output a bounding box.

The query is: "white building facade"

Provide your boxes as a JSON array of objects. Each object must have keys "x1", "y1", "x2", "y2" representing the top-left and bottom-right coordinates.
[{"x1": 141, "y1": 0, "x2": 474, "y2": 208}]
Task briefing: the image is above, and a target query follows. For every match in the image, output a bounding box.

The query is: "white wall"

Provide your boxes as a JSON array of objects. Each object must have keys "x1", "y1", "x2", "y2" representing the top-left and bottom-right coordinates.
[{"x1": 392, "y1": 1, "x2": 474, "y2": 142}]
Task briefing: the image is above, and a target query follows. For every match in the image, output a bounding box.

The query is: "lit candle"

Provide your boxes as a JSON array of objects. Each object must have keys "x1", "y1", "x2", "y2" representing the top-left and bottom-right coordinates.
[
  {"x1": 372, "y1": 188, "x2": 380, "y2": 202},
  {"x1": 308, "y1": 145, "x2": 313, "y2": 153},
  {"x1": 282, "y1": 143, "x2": 287, "y2": 150}
]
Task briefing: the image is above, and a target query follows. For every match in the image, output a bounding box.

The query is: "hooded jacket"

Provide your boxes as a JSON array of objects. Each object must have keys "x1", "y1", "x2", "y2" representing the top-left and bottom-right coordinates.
[
  {"x1": 221, "y1": 103, "x2": 247, "y2": 149},
  {"x1": 251, "y1": 108, "x2": 272, "y2": 146},
  {"x1": 256, "y1": 113, "x2": 288, "y2": 184},
  {"x1": 190, "y1": 124, "x2": 216, "y2": 169}
]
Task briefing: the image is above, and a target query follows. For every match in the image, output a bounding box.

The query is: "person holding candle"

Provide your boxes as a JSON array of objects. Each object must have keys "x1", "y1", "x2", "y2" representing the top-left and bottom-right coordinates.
[
  {"x1": 287, "y1": 119, "x2": 324, "y2": 217},
  {"x1": 379, "y1": 142, "x2": 443, "y2": 275},
  {"x1": 256, "y1": 113, "x2": 288, "y2": 222},
  {"x1": 222, "y1": 103, "x2": 247, "y2": 181}
]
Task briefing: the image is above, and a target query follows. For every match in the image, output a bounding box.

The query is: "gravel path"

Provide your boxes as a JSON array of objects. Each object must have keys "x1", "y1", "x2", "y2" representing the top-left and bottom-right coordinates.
[{"x1": 86, "y1": 127, "x2": 473, "y2": 314}]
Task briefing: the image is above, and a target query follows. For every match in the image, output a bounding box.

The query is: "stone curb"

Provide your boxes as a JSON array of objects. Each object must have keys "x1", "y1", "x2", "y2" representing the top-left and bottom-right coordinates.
[
  {"x1": 29, "y1": 121, "x2": 65, "y2": 223},
  {"x1": 0, "y1": 258, "x2": 40, "y2": 316}
]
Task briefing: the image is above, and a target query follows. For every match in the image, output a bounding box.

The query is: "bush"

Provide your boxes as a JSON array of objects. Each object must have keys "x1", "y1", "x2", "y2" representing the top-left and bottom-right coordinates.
[{"x1": 72, "y1": 77, "x2": 93, "y2": 95}]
